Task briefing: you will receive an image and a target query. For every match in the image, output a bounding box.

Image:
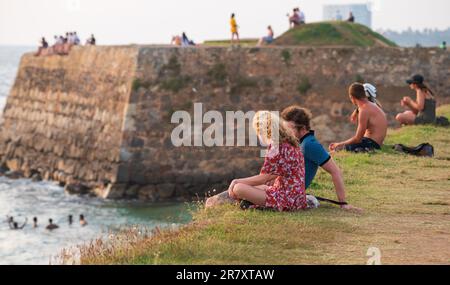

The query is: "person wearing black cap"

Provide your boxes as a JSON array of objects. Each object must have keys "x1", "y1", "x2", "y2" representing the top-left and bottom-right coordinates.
[{"x1": 395, "y1": 74, "x2": 436, "y2": 125}]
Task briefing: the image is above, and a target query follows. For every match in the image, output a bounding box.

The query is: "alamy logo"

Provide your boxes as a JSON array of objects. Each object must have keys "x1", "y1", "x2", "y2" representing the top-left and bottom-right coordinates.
[{"x1": 170, "y1": 103, "x2": 280, "y2": 157}]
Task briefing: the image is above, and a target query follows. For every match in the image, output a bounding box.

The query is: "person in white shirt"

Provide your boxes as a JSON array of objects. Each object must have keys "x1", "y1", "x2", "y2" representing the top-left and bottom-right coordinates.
[
  {"x1": 68, "y1": 32, "x2": 75, "y2": 45},
  {"x1": 298, "y1": 8, "x2": 306, "y2": 24},
  {"x1": 74, "y1": 32, "x2": 80, "y2": 45}
]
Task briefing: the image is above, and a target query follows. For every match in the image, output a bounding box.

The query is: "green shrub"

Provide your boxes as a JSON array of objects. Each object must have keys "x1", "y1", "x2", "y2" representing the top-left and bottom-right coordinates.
[
  {"x1": 207, "y1": 63, "x2": 228, "y2": 86},
  {"x1": 281, "y1": 49, "x2": 291, "y2": 65},
  {"x1": 231, "y1": 77, "x2": 258, "y2": 94},
  {"x1": 132, "y1": 79, "x2": 152, "y2": 92},
  {"x1": 297, "y1": 77, "x2": 312, "y2": 95},
  {"x1": 160, "y1": 76, "x2": 191, "y2": 93},
  {"x1": 355, "y1": 74, "x2": 365, "y2": 83}
]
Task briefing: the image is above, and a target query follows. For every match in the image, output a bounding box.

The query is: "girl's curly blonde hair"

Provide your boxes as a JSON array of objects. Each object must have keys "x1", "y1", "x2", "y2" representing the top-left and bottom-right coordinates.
[{"x1": 252, "y1": 111, "x2": 299, "y2": 148}]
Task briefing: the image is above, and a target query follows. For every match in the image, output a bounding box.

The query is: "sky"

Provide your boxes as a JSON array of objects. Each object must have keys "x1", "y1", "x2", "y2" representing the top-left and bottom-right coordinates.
[{"x1": 1, "y1": 0, "x2": 449, "y2": 46}]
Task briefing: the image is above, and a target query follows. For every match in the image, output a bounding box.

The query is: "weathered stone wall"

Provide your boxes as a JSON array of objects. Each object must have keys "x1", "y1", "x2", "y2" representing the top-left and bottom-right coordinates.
[
  {"x1": 0, "y1": 46, "x2": 138, "y2": 194},
  {"x1": 0, "y1": 45, "x2": 449, "y2": 201}
]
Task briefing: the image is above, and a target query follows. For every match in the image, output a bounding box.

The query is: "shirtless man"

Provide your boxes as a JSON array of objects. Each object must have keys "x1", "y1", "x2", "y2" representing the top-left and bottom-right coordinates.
[
  {"x1": 46, "y1": 219, "x2": 59, "y2": 231},
  {"x1": 79, "y1": 214, "x2": 88, "y2": 227},
  {"x1": 330, "y1": 83, "x2": 387, "y2": 152}
]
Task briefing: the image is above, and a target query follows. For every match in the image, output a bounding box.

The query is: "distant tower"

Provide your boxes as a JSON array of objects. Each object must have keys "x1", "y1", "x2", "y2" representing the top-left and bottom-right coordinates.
[{"x1": 323, "y1": 3, "x2": 372, "y2": 28}]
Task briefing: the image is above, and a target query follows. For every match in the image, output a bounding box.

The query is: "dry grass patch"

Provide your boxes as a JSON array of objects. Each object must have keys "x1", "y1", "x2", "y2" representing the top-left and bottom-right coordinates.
[{"x1": 67, "y1": 106, "x2": 450, "y2": 265}]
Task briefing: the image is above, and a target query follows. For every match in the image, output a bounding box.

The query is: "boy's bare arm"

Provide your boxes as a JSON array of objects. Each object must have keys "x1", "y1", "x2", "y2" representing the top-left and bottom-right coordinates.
[{"x1": 342, "y1": 109, "x2": 369, "y2": 146}]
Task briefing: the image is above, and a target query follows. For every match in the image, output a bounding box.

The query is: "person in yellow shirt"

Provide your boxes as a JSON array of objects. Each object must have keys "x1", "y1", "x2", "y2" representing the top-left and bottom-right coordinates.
[{"x1": 230, "y1": 13, "x2": 239, "y2": 44}]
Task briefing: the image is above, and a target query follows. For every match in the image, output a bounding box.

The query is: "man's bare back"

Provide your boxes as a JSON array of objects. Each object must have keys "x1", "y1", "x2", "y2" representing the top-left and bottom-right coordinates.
[{"x1": 361, "y1": 102, "x2": 387, "y2": 146}]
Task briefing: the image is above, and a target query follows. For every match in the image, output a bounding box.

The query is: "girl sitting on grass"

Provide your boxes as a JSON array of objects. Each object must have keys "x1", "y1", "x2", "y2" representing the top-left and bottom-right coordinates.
[
  {"x1": 396, "y1": 74, "x2": 436, "y2": 125},
  {"x1": 228, "y1": 111, "x2": 307, "y2": 212}
]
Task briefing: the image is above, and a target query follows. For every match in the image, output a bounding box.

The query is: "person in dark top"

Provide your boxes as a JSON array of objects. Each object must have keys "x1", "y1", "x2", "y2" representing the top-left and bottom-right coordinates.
[
  {"x1": 33, "y1": 217, "x2": 38, "y2": 228},
  {"x1": 9, "y1": 218, "x2": 27, "y2": 230},
  {"x1": 396, "y1": 75, "x2": 436, "y2": 125},
  {"x1": 86, "y1": 34, "x2": 96, "y2": 45},
  {"x1": 35, "y1": 37, "x2": 49, "y2": 56},
  {"x1": 46, "y1": 219, "x2": 59, "y2": 230},
  {"x1": 68, "y1": 215, "x2": 73, "y2": 225},
  {"x1": 347, "y1": 12, "x2": 355, "y2": 22},
  {"x1": 41, "y1": 37, "x2": 49, "y2": 48}
]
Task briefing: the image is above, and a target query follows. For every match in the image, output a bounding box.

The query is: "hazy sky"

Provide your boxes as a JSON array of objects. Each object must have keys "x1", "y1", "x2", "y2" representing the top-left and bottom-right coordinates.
[{"x1": 1, "y1": 0, "x2": 449, "y2": 45}]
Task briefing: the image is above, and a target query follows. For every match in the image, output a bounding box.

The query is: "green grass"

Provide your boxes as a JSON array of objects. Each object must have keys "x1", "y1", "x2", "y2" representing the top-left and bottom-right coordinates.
[
  {"x1": 203, "y1": 39, "x2": 258, "y2": 47},
  {"x1": 68, "y1": 106, "x2": 450, "y2": 265},
  {"x1": 274, "y1": 21, "x2": 397, "y2": 47}
]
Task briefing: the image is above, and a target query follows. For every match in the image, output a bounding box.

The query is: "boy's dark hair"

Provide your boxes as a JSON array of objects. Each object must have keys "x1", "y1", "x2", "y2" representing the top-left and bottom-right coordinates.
[
  {"x1": 349, "y1": 82, "x2": 366, "y2": 100},
  {"x1": 281, "y1": 105, "x2": 312, "y2": 131}
]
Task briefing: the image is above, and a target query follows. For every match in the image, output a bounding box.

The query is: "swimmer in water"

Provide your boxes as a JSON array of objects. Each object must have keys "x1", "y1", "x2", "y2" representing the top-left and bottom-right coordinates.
[
  {"x1": 68, "y1": 215, "x2": 73, "y2": 225},
  {"x1": 46, "y1": 219, "x2": 59, "y2": 230},
  {"x1": 33, "y1": 217, "x2": 38, "y2": 228},
  {"x1": 6, "y1": 216, "x2": 14, "y2": 224},
  {"x1": 9, "y1": 218, "x2": 27, "y2": 230},
  {"x1": 79, "y1": 214, "x2": 88, "y2": 227}
]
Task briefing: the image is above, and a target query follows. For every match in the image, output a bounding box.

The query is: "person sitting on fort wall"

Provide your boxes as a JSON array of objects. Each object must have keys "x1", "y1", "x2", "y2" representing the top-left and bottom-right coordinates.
[
  {"x1": 288, "y1": 8, "x2": 300, "y2": 28},
  {"x1": 395, "y1": 75, "x2": 436, "y2": 126},
  {"x1": 329, "y1": 83, "x2": 387, "y2": 153},
  {"x1": 86, "y1": 34, "x2": 96, "y2": 45},
  {"x1": 35, "y1": 31, "x2": 88, "y2": 56},
  {"x1": 181, "y1": 32, "x2": 196, "y2": 46},
  {"x1": 257, "y1": 25, "x2": 274, "y2": 46},
  {"x1": 34, "y1": 37, "x2": 49, "y2": 56},
  {"x1": 347, "y1": 12, "x2": 355, "y2": 23}
]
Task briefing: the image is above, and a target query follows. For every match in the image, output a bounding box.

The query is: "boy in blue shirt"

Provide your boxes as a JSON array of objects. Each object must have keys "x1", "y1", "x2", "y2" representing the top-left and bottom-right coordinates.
[{"x1": 281, "y1": 105, "x2": 360, "y2": 212}]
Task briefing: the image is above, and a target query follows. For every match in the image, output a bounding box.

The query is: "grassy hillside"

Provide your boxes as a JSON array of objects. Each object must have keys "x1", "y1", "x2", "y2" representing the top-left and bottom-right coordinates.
[
  {"x1": 68, "y1": 106, "x2": 450, "y2": 265},
  {"x1": 273, "y1": 21, "x2": 397, "y2": 47},
  {"x1": 203, "y1": 39, "x2": 258, "y2": 47}
]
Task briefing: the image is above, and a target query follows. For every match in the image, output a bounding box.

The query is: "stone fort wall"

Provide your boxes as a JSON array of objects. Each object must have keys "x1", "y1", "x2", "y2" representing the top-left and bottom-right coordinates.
[{"x1": 0, "y1": 45, "x2": 448, "y2": 201}]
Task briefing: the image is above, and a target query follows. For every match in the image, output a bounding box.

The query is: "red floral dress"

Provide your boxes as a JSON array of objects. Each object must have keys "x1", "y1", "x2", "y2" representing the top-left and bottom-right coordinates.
[{"x1": 260, "y1": 142, "x2": 306, "y2": 211}]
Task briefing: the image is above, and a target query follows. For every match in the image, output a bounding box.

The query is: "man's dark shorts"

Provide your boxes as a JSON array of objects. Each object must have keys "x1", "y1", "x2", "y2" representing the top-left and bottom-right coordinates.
[{"x1": 345, "y1": 137, "x2": 381, "y2": 152}]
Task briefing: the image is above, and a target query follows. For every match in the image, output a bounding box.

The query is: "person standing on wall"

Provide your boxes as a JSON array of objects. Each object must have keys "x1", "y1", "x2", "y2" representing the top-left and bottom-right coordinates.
[{"x1": 230, "y1": 13, "x2": 240, "y2": 45}]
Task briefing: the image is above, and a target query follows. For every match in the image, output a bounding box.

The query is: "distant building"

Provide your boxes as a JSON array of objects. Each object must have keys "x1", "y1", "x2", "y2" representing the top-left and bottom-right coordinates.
[{"x1": 323, "y1": 3, "x2": 372, "y2": 28}]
